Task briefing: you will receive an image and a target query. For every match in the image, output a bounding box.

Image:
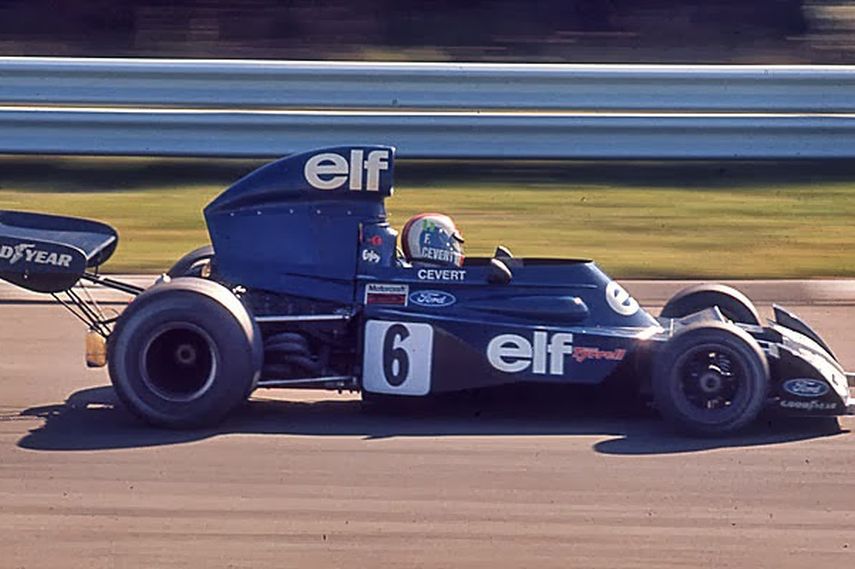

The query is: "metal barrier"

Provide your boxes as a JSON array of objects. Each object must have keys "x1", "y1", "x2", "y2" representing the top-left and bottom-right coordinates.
[
  {"x1": 2, "y1": 107, "x2": 855, "y2": 159},
  {"x1": 3, "y1": 57, "x2": 855, "y2": 112},
  {"x1": 1, "y1": 57, "x2": 854, "y2": 158}
]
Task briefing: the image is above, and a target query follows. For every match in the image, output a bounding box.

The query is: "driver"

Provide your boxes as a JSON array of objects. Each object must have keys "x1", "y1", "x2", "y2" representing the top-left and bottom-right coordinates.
[{"x1": 401, "y1": 213, "x2": 464, "y2": 267}]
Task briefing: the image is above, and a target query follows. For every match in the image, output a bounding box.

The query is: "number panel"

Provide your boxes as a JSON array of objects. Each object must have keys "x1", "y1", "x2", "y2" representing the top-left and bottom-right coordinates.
[{"x1": 363, "y1": 321, "x2": 433, "y2": 395}]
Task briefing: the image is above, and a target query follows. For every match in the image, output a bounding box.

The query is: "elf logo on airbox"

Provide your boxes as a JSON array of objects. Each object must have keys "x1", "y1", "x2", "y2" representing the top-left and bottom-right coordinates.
[
  {"x1": 304, "y1": 150, "x2": 390, "y2": 191},
  {"x1": 0, "y1": 243, "x2": 73, "y2": 268},
  {"x1": 487, "y1": 332, "x2": 574, "y2": 375}
]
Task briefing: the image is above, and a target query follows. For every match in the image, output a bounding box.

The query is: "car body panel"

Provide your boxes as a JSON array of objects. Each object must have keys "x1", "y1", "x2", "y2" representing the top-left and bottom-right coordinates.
[
  {"x1": 0, "y1": 144, "x2": 851, "y2": 423},
  {"x1": 356, "y1": 259, "x2": 662, "y2": 393},
  {"x1": 204, "y1": 145, "x2": 393, "y2": 303},
  {"x1": 0, "y1": 210, "x2": 117, "y2": 293}
]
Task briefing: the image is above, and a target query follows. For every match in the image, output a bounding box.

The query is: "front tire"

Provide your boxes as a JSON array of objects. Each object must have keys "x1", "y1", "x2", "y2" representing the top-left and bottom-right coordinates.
[
  {"x1": 653, "y1": 322, "x2": 769, "y2": 436},
  {"x1": 108, "y1": 278, "x2": 262, "y2": 428},
  {"x1": 660, "y1": 284, "x2": 761, "y2": 325}
]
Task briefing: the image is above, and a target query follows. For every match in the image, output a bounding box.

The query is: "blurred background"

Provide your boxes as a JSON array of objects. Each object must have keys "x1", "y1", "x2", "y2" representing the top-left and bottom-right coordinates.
[
  {"x1": 1, "y1": 0, "x2": 855, "y2": 63},
  {"x1": 1, "y1": 1, "x2": 855, "y2": 278}
]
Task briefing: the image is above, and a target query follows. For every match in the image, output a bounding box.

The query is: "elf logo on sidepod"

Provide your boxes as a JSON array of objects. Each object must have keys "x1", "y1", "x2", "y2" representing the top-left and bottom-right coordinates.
[
  {"x1": 304, "y1": 149, "x2": 390, "y2": 191},
  {"x1": 487, "y1": 332, "x2": 574, "y2": 375},
  {"x1": 0, "y1": 243, "x2": 73, "y2": 268}
]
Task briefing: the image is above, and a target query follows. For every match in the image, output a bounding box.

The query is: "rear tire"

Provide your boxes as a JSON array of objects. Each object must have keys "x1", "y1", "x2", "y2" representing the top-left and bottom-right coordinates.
[
  {"x1": 660, "y1": 284, "x2": 761, "y2": 325},
  {"x1": 653, "y1": 322, "x2": 769, "y2": 436},
  {"x1": 167, "y1": 245, "x2": 214, "y2": 278},
  {"x1": 108, "y1": 277, "x2": 262, "y2": 428}
]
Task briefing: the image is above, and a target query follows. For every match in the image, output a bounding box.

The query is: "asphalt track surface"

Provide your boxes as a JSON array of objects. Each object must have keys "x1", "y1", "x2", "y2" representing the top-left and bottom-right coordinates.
[{"x1": 1, "y1": 292, "x2": 854, "y2": 568}]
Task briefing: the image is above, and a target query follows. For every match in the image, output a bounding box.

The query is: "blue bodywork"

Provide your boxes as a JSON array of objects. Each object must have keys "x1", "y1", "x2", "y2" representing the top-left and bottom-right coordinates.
[
  {"x1": 358, "y1": 260, "x2": 659, "y2": 390},
  {"x1": 200, "y1": 145, "x2": 851, "y2": 415},
  {"x1": 205, "y1": 146, "x2": 392, "y2": 303},
  {"x1": 204, "y1": 146, "x2": 659, "y2": 390},
  {"x1": 0, "y1": 144, "x2": 849, "y2": 431}
]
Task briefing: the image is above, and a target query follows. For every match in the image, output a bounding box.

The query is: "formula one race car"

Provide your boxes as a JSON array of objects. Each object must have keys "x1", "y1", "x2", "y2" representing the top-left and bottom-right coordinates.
[{"x1": 1, "y1": 145, "x2": 852, "y2": 436}]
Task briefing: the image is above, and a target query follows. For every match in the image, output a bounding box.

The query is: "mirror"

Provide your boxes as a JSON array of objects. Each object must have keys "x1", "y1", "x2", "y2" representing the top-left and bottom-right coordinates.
[
  {"x1": 487, "y1": 258, "x2": 512, "y2": 285},
  {"x1": 494, "y1": 245, "x2": 513, "y2": 260}
]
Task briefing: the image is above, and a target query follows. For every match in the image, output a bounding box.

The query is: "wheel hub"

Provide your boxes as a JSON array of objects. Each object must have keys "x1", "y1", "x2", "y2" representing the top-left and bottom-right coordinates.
[
  {"x1": 142, "y1": 324, "x2": 216, "y2": 402},
  {"x1": 175, "y1": 344, "x2": 197, "y2": 366},
  {"x1": 677, "y1": 347, "x2": 743, "y2": 411},
  {"x1": 698, "y1": 367, "x2": 724, "y2": 394}
]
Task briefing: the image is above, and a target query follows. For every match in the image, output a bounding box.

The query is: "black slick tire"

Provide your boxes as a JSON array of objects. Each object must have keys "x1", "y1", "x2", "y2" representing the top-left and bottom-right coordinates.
[
  {"x1": 167, "y1": 245, "x2": 215, "y2": 278},
  {"x1": 660, "y1": 283, "x2": 761, "y2": 325},
  {"x1": 653, "y1": 322, "x2": 769, "y2": 436},
  {"x1": 108, "y1": 277, "x2": 262, "y2": 428}
]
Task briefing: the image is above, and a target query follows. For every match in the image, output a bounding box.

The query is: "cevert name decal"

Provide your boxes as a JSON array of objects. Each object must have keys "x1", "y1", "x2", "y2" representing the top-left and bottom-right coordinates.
[
  {"x1": 0, "y1": 243, "x2": 73, "y2": 268},
  {"x1": 304, "y1": 149, "x2": 390, "y2": 191},
  {"x1": 417, "y1": 268, "x2": 466, "y2": 281}
]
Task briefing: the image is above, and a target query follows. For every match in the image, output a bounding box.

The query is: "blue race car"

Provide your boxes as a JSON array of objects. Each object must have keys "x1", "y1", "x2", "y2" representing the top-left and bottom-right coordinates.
[{"x1": 1, "y1": 145, "x2": 852, "y2": 435}]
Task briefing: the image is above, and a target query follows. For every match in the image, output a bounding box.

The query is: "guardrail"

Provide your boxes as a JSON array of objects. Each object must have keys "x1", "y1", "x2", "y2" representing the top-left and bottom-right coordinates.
[
  {"x1": 4, "y1": 57, "x2": 855, "y2": 112},
  {"x1": 2, "y1": 108, "x2": 855, "y2": 159},
  {"x1": 1, "y1": 57, "x2": 855, "y2": 159}
]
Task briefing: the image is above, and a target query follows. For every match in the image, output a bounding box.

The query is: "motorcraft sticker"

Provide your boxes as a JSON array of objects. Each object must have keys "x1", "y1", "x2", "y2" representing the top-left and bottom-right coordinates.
[{"x1": 365, "y1": 283, "x2": 409, "y2": 306}]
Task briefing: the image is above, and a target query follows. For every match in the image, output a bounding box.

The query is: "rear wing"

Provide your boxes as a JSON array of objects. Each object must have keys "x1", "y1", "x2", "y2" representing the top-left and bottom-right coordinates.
[{"x1": 0, "y1": 210, "x2": 118, "y2": 293}]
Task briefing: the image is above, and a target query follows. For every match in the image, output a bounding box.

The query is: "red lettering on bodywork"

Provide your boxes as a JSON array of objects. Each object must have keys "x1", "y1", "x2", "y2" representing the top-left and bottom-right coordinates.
[{"x1": 572, "y1": 347, "x2": 627, "y2": 364}]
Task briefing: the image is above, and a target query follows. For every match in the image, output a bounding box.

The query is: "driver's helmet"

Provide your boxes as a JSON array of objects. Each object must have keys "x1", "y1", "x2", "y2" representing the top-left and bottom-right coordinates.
[{"x1": 401, "y1": 213, "x2": 464, "y2": 267}]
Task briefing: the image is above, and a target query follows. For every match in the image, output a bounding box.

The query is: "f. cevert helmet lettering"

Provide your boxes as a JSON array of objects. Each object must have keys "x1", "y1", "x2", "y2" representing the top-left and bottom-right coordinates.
[{"x1": 401, "y1": 213, "x2": 465, "y2": 268}]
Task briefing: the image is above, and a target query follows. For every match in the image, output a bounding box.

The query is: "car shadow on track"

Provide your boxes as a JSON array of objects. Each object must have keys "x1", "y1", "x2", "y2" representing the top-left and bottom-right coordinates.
[{"x1": 16, "y1": 384, "x2": 847, "y2": 455}]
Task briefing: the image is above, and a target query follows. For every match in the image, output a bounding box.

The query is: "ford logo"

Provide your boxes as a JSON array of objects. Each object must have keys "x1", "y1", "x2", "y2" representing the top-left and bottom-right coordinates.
[
  {"x1": 409, "y1": 290, "x2": 456, "y2": 308},
  {"x1": 782, "y1": 378, "x2": 829, "y2": 398}
]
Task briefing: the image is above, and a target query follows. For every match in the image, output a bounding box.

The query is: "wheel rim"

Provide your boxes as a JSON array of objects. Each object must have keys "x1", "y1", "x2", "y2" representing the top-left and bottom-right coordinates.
[
  {"x1": 141, "y1": 323, "x2": 217, "y2": 402},
  {"x1": 672, "y1": 342, "x2": 749, "y2": 421}
]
